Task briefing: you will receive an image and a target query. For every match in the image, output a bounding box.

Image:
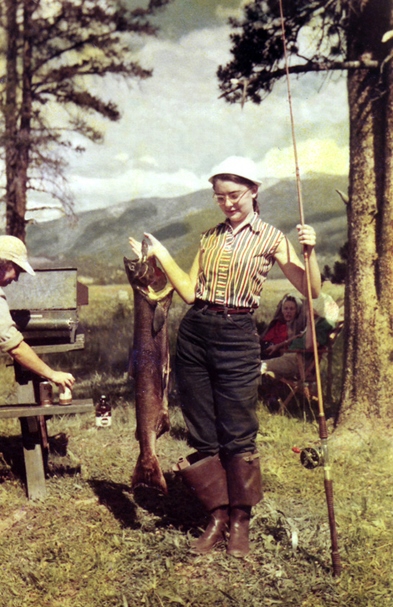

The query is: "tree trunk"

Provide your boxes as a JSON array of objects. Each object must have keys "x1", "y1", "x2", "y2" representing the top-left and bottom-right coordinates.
[
  {"x1": 5, "y1": 0, "x2": 35, "y2": 241},
  {"x1": 338, "y1": 0, "x2": 393, "y2": 423},
  {"x1": 4, "y1": 0, "x2": 23, "y2": 239}
]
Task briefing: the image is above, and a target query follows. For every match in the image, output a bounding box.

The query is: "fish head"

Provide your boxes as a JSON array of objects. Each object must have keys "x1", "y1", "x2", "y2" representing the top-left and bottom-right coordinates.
[{"x1": 124, "y1": 256, "x2": 168, "y2": 293}]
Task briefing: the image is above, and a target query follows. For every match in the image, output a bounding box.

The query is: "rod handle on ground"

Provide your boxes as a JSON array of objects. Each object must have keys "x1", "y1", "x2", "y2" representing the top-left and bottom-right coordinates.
[{"x1": 324, "y1": 478, "x2": 342, "y2": 577}]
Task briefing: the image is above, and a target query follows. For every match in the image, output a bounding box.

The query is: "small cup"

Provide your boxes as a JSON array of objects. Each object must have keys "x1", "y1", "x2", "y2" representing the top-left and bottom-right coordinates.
[{"x1": 59, "y1": 386, "x2": 73, "y2": 405}]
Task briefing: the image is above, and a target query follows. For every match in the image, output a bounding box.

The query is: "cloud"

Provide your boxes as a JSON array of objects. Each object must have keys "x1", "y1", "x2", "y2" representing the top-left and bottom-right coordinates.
[
  {"x1": 147, "y1": 0, "x2": 242, "y2": 39},
  {"x1": 70, "y1": 165, "x2": 207, "y2": 208},
  {"x1": 259, "y1": 138, "x2": 349, "y2": 179},
  {"x1": 216, "y1": 0, "x2": 254, "y2": 20},
  {"x1": 55, "y1": 23, "x2": 349, "y2": 213}
]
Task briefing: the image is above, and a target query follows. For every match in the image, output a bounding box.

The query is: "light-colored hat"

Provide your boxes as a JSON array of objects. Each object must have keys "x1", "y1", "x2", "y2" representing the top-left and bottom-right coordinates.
[
  {"x1": 208, "y1": 156, "x2": 262, "y2": 186},
  {"x1": 312, "y1": 292, "x2": 339, "y2": 325},
  {"x1": 0, "y1": 235, "x2": 35, "y2": 275}
]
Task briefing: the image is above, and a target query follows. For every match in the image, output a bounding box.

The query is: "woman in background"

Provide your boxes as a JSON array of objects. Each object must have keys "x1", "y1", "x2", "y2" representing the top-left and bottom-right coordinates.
[
  {"x1": 260, "y1": 293, "x2": 304, "y2": 359},
  {"x1": 129, "y1": 156, "x2": 321, "y2": 558},
  {"x1": 261, "y1": 292, "x2": 339, "y2": 380}
]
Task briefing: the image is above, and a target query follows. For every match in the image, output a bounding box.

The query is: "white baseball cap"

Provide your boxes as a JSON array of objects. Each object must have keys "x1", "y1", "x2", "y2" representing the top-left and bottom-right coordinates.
[
  {"x1": 0, "y1": 235, "x2": 35, "y2": 275},
  {"x1": 208, "y1": 156, "x2": 262, "y2": 186}
]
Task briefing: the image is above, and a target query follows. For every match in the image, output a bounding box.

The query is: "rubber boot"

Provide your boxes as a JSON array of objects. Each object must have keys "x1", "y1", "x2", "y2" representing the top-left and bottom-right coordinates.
[
  {"x1": 226, "y1": 452, "x2": 263, "y2": 558},
  {"x1": 190, "y1": 506, "x2": 229, "y2": 554},
  {"x1": 173, "y1": 452, "x2": 229, "y2": 554},
  {"x1": 227, "y1": 506, "x2": 252, "y2": 558}
]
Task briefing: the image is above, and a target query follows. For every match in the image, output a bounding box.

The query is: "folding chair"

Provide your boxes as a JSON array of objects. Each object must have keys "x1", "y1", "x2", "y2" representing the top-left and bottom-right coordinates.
[{"x1": 274, "y1": 320, "x2": 344, "y2": 416}]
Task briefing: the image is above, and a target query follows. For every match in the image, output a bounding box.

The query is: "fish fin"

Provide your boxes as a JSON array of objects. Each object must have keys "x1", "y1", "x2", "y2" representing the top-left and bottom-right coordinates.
[
  {"x1": 131, "y1": 454, "x2": 168, "y2": 494},
  {"x1": 153, "y1": 303, "x2": 165, "y2": 334},
  {"x1": 156, "y1": 411, "x2": 170, "y2": 439},
  {"x1": 134, "y1": 411, "x2": 169, "y2": 443}
]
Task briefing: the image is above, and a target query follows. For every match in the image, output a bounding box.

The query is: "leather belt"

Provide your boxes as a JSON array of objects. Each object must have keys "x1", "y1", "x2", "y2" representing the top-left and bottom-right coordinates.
[{"x1": 193, "y1": 299, "x2": 254, "y2": 315}]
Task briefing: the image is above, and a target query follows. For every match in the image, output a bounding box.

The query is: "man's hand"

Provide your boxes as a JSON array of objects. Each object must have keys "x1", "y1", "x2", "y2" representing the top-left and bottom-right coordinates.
[{"x1": 49, "y1": 371, "x2": 75, "y2": 390}]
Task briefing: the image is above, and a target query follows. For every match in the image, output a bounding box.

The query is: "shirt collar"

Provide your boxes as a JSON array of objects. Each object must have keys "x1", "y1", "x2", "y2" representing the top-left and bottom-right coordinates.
[{"x1": 223, "y1": 211, "x2": 261, "y2": 235}]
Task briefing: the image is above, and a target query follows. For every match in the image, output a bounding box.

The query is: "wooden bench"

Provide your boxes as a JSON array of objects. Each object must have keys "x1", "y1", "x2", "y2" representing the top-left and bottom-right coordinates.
[{"x1": 0, "y1": 399, "x2": 94, "y2": 500}]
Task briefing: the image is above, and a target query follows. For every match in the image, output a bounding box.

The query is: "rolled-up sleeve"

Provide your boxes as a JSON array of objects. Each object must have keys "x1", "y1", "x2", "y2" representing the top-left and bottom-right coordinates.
[{"x1": 0, "y1": 290, "x2": 24, "y2": 353}]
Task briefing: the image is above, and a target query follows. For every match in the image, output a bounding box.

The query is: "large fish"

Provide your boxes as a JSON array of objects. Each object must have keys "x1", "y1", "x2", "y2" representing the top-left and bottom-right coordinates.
[{"x1": 124, "y1": 249, "x2": 173, "y2": 494}]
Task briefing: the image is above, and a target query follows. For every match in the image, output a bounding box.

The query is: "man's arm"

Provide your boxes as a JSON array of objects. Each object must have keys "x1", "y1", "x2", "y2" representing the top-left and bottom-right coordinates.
[{"x1": 9, "y1": 341, "x2": 75, "y2": 389}]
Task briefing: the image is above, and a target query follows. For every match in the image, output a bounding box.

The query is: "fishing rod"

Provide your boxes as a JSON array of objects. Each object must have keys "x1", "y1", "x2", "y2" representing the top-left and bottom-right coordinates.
[{"x1": 278, "y1": 0, "x2": 342, "y2": 577}]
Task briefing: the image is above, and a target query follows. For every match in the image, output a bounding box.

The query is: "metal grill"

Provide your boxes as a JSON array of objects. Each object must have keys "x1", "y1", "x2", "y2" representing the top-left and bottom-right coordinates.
[{"x1": 5, "y1": 268, "x2": 88, "y2": 353}]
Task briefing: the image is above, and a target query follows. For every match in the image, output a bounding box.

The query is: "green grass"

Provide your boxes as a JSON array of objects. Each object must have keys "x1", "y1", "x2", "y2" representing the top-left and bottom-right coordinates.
[
  {"x1": 0, "y1": 403, "x2": 392, "y2": 606},
  {"x1": 1, "y1": 280, "x2": 391, "y2": 607}
]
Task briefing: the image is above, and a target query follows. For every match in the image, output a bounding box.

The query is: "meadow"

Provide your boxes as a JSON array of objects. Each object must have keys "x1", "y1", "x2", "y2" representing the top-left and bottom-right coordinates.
[{"x1": 0, "y1": 280, "x2": 392, "y2": 607}]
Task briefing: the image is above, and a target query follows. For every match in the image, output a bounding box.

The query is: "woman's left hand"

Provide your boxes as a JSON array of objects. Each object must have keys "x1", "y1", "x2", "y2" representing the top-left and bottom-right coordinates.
[{"x1": 296, "y1": 224, "x2": 316, "y2": 247}]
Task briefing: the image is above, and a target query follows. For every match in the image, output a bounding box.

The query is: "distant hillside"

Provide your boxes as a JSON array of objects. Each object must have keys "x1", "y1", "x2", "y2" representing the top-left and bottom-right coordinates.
[{"x1": 24, "y1": 174, "x2": 348, "y2": 283}]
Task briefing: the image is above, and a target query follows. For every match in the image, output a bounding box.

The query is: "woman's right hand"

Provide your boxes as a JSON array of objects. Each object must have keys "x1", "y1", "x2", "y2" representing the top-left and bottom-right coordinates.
[{"x1": 128, "y1": 236, "x2": 143, "y2": 259}]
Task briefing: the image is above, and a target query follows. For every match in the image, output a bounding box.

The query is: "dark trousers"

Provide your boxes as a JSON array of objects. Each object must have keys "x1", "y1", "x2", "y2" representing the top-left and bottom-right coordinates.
[{"x1": 175, "y1": 306, "x2": 261, "y2": 456}]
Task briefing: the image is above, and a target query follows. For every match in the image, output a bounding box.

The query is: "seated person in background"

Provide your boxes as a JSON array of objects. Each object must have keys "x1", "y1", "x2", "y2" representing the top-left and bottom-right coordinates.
[
  {"x1": 261, "y1": 292, "x2": 339, "y2": 380},
  {"x1": 260, "y1": 293, "x2": 305, "y2": 359}
]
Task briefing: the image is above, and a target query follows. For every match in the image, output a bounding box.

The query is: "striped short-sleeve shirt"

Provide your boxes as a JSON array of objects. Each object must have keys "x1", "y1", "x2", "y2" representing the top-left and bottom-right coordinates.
[{"x1": 195, "y1": 213, "x2": 285, "y2": 309}]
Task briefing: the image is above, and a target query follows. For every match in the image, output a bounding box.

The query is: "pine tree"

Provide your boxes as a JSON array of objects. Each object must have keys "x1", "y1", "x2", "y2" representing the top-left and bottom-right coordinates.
[
  {"x1": 218, "y1": 0, "x2": 393, "y2": 422},
  {"x1": 1, "y1": 0, "x2": 172, "y2": 239}
]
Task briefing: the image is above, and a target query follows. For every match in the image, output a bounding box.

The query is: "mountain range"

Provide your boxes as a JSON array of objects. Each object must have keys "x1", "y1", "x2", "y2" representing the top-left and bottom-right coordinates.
[{"x1": 24, "y1": 173, "x2": 348, "y2": 283}]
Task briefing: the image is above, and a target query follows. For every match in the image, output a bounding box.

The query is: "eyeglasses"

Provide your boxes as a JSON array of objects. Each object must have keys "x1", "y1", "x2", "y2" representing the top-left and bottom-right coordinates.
[{"x1": 213, "y1": 188, "x2": 251, "y2": 206}]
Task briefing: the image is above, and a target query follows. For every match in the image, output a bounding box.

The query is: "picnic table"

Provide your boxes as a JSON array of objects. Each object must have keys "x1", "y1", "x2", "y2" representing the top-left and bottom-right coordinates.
[
  {"x1": 0, "y1": 268, "x2": 94, "y2": 500},
  {"x1": 0, "y1": 399, "x2": 94, "y2": 500}
]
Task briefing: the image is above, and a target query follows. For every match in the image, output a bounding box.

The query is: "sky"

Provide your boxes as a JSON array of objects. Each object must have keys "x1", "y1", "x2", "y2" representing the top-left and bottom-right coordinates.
[{"x1": 29, "y1": 0, "x2": 350, "y2": 219}]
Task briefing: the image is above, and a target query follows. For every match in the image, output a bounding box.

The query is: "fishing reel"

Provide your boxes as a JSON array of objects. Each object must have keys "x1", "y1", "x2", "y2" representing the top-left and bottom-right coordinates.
[
  {"x1": 300, "y1": 446, "x2": 324, "y2": 469},
  {"x1": 292, "y1": 445, "x2": 324, "y2": 469}
]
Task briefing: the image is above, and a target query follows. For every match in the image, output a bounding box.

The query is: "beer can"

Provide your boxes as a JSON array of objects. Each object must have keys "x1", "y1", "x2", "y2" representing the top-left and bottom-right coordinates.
[{"x1": 39, "y1": 381, "x2": 53, "y2": 406}]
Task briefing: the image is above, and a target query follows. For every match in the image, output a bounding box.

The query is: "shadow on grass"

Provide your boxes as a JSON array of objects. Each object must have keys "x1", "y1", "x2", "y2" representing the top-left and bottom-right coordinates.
[
  {"x1": 88, "y1": 472, "x2": 207, "y2": 536},
  {"x1": 132, "y1": 473, "x2": 208, "y2": 535},
  {"x1": 89, "y1": 478, "x2": 139, "y2": 529},
  {"x1": 0, "y1": 433, "x2": 25, "y2": 482},
  {"x1": 46, "y1": 435, "x2": 82, "y2": 476},
  {"x1": 168, "y1": 423, "x2": 190, "y2": 442},
  {"x1": 0, "y1": 431, "x2": 82, "y2": 484},
  {"x1": 258, "y1": 379, "x2": 339, "y2": 423}
]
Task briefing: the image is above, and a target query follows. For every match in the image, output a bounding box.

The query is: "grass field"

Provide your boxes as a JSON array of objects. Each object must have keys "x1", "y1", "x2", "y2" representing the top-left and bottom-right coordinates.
[{"x1": 0, "y1": 280, "x2": 392, "y2": 607}]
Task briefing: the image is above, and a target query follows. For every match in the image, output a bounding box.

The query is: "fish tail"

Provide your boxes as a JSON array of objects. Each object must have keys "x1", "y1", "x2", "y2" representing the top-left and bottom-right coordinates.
[{"x1": 131, "y1": 454, "x2": 168, "y2": 494}]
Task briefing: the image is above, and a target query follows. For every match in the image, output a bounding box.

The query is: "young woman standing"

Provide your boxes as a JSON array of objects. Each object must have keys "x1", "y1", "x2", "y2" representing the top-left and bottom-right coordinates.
[{"x1": 129, "y1": 156, "x2": 321, "y2": 558}]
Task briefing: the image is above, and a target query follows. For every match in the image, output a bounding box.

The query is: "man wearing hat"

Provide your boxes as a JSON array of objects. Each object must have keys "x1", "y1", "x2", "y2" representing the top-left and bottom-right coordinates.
[{"x1": 0, "y1": 235, "x2": 75, "y2": 390}]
